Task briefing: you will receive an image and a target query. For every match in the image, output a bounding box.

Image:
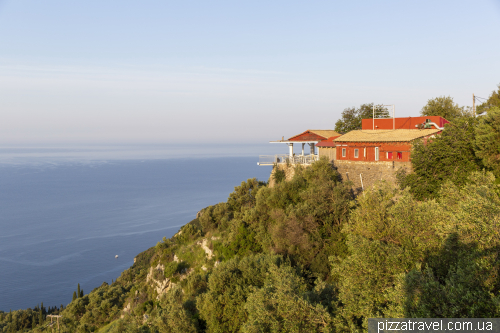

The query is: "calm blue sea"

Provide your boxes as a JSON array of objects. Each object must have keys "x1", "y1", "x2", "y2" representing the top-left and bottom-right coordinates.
[{"x1": 0, "y1": 144, "x2": 276, "y2": 311}]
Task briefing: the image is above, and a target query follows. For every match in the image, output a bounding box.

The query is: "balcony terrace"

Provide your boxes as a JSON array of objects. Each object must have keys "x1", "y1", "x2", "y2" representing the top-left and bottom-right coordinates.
[{"x1": 257, "y1": 154, "x2": 319, "y2": 166}]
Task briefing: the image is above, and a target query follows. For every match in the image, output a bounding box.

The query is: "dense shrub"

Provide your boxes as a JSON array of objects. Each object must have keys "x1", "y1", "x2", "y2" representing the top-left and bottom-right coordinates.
[
  {"x1": 399, "y1": 117, "x2": 483, "y2": 199},
  {"x1": 334, "y1": 172, "x2": 500, "y2": 330},
  {"x1": 198, "y1": 254, "x2": 336, "y2": 333}
]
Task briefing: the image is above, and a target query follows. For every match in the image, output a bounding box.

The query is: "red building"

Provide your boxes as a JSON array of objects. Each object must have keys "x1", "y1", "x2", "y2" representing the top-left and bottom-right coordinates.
[
  {"x1": 317, "y1": 116, "x2": 449, "y2": 192},
  {"x1": 361, "y1": 115, "x2": 449, "y2": 130},
  {"x1": 317, "y1": 116, "x2": 448, "y2": 163}
]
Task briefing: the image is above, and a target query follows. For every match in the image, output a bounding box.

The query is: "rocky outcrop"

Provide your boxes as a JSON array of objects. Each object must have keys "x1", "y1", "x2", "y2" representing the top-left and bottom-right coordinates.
[
  {"x1": 197, "y1": 238, "x2": 214, "y2": 260},
  {"x1": 268, "y1": 164, "x2": 313, "y2": 187},
  {"x1": 146, "y1": 263, "x2": 176, "y2": 298}
]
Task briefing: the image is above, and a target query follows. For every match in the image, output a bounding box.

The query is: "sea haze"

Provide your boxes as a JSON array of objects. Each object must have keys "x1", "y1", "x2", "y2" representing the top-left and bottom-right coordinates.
[{"x1": 0, "y1": 144, "x2": 276, "y2": 311}]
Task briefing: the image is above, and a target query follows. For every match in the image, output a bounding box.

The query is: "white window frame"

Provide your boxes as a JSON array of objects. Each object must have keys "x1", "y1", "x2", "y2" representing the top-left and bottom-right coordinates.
[
  {"x1": 375, "y1": 147, "x2": 379, "y2": 161},
  {"x1": 342, "y1": 148, "x2": 346, "y2": 157},
  {"x1": 354, "y1": 149, "x2": 359, "y2": 158}
]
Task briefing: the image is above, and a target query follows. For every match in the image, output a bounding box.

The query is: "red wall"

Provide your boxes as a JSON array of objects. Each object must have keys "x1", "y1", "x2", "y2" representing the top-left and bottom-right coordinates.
[
  {"x1": 335, "y1": 142, "x2": 412, "y2": 162},
  {"x1": 361, "y1": 116, "x2": 449, "y2": 130}
]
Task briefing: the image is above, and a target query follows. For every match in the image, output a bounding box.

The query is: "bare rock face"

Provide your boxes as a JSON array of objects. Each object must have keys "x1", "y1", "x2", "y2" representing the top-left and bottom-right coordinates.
[
  {"x1": 146, "y1": 263, "x2": 176, "y2": 299},
  {"x1": 121, "y1": 302, "x2": 132, "y2": 318},
  {"x1": 196, "y1": 209, "x2": 205, "y2": 219},
  {"x1": 197, "y1": 238, "x2": 214, "y2": 260},
  {"x1": 268, "y1": 164, "x2": 299, "y2": 188}
]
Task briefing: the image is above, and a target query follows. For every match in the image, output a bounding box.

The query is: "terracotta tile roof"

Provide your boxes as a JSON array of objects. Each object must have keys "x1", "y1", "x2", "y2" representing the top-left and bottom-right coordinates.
[
  {"x1": 288, "y1": 130, "x2": 341, "y2": 141},
  {"x1": 333, "y1": 129, "x2": 441, "y2": 142},
  {"x1": 308, "y1": 130, "x2": 341, "y2": 138},
  {"x1": 316, "y1": 136, "x2": 342, "y2": 147}
]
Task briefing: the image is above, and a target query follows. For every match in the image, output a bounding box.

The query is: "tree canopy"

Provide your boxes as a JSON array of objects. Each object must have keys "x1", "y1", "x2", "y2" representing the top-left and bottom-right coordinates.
[
  {"x1": 398, "y1": 116, "x2": 483, "y2": 200},
  {"x1": 475, "y1": 106, "x2": 500, "y2": 179},
  {"x1": 477, "y1": 83, "x2": 500, "y2": 114},
  {"x1": 420, "y1": 96, "x2": 469, "y2": 121},
  {"x1": 334, "y1": 103, "x2": 389, "y2": 133}
]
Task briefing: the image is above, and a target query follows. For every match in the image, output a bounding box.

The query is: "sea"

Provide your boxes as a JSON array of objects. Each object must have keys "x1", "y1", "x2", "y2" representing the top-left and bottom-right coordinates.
[{"x1": 0, "y1": 144, "x2": 277, "y2": 311}]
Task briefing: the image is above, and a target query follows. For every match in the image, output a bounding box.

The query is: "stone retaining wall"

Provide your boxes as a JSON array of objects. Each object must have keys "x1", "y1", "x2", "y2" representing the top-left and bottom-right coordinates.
[
  {"x1": 266, "y1": 159, "x2": 412, "y2": 194},
  {"x1": 334, "y1": 160, "x2": 412, "y2": 194}
]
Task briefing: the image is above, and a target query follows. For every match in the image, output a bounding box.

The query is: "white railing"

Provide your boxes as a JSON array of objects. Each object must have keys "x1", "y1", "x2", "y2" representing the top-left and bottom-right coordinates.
[{"x1": 258, "y1": 154, "x2": 319, "y2": 166}]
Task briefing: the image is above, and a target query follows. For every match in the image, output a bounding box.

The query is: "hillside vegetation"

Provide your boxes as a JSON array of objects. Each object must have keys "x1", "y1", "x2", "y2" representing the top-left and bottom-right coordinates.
[{"x1": 2, "y1": 89, "x2": 500, "y2": 332}]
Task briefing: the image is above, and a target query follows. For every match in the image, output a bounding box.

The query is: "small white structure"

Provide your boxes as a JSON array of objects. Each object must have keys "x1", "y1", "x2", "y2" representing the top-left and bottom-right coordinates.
[{"x1": 258, "y1": 130, "x2": 341, "y2": 166}]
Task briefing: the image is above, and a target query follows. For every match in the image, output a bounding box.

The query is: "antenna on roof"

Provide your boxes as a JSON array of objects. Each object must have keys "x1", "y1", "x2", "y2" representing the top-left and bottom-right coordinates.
[{"x1": 372, "y1": 105, "x2": 395, "y2": 130}]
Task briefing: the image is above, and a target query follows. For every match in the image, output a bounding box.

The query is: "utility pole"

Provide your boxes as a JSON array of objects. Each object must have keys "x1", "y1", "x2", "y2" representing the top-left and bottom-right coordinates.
[{"x1": 473, "y1": 93, "x2": 476, "y2": 116}]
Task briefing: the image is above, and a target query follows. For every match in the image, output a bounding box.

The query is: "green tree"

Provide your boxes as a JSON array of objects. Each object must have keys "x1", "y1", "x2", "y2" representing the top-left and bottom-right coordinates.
[
  {"x1": 77, "y1": 283, "x2": 81, "y2": 298},
  {"x1": 248, "y1": 158, "x2": 352, "y2": 279},
  {"x1": 394, "y1": 172, "x2": 500, "y2": 318},
  {"x1": 399, "y1": 117, "x2": 482, "y2": 199},
  {"x1": 38, "y1": 308, "x2": 43, "y2": 326},
  {"x1": 420, "y1": 96, "x2": 469, "y2": 121},
  {"x1": 80, "y1": 289, "x2": 84, "y2": 298},
  {"x1": 332, "y1": 183, "x2": 442, "y2": 330},
  {"x1": 198, "y1": 254, "x2": 301, "y2": 333},
  {"x1": 242, "y1": 265, "x2": 335, "y2": 333},
  {"x1": 475, "y1": 106, "x2": 500, "y2": 178},
  {"x1": 155, "y1": 286, "x2": 198, "y2": 333},
  {"x1": 477, "y1": 83, "x2": 500, "y2": 114},
  {"x1": 72, "y1": 291, "x2": 77, "y2": 301},
  {"x1": 334, "y1": 103, "x2": 389, "y2": 133},
  {"x1": 227, "y1": 178, "x2": 266, "y2": 216}
]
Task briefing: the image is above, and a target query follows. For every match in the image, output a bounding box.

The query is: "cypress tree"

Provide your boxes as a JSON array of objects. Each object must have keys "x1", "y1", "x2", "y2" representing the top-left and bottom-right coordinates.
[
  {"x1": 38, "y1": 309, "x2": 43, "y2": 325},
  {"x1": 80, "y1": 289, "x2": 84, "y2": 298},
  {"x1": 72, "y1": 291, "x2": 77, "y2": 301},
  {"x1": 77, "y1": 283, "x2": 80, "y2": 298}
]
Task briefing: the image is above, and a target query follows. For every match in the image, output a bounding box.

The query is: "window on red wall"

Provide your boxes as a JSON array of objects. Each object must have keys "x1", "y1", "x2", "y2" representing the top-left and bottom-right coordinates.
[
  {"x1": 387, "y1": 152, "x2": 393, "y2": 159},
  {"x1": 397, "y1": 152, "x2": 402, "y2": 160}
]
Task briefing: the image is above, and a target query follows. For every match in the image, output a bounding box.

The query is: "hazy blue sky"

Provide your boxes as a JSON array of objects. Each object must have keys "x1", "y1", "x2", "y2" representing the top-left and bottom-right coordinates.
[{"x1": 1, "y1": 0, "x2": 499, "y2": 144}]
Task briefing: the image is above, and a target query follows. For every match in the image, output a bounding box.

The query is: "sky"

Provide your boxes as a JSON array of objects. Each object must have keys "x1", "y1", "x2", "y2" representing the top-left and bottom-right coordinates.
[{"x1": 0, "y1": 0, "x2": 499, "y2": 145}]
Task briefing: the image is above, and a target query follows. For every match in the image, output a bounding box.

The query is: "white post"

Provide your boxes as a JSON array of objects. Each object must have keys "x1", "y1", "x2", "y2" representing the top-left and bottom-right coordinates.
[
  {"x1": 287, "y1": 143, "x2": 293, "y2": 157},
  {"x1": 373, "y1": 105, "x2": 375, "y2": 129},
  {"x1": 301, "y1": 143, "x2": 305, "y2": 156},
  {"x1": 393, "y1": 105, "x2": 395, "y2": 130}
]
